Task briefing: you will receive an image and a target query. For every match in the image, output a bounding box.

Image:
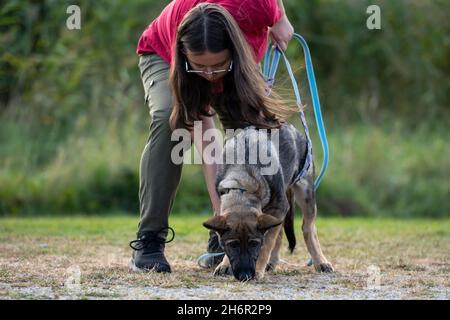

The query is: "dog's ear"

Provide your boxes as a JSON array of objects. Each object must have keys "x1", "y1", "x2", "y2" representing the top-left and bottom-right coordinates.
[
  {"x1": 203, "y1": 216, "x2": 229, "y2": 234},
  {"x1": 257, "y1": 214, "x2": 283, "y2": 232}
]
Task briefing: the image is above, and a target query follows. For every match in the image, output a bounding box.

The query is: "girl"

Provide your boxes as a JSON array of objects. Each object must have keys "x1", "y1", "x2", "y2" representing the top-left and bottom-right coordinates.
[{"x1": 130, "y1": 0, "x2": 294, "y2": 273}]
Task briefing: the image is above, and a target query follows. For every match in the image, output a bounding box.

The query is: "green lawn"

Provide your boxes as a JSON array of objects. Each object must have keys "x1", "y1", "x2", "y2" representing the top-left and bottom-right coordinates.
[{"x1": 0, "y1": 214, "x2": 449, "y2": 299}]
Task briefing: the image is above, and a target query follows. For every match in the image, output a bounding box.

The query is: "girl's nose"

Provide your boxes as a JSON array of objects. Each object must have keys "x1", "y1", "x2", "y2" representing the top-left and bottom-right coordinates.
[{"x1": 204, "y1": 72, "x2": 215, "y2": 80}]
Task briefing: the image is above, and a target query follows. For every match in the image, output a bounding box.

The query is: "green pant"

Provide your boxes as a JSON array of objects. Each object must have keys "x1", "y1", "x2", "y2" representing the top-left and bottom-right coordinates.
[{"x1": 137, "y1": 53, "x2": 182, "y2": 238}]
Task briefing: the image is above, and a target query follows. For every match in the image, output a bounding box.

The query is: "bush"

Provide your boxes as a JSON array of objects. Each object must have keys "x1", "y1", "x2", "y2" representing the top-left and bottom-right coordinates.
[{"x1": 0, "y1": 1, "x2": 448, "y2": 217}]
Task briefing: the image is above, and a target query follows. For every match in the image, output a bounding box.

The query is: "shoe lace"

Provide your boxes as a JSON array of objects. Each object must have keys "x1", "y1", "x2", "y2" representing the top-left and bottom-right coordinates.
[{"x1": 129, "y1": 227, "x2": 175, "y2": 251}]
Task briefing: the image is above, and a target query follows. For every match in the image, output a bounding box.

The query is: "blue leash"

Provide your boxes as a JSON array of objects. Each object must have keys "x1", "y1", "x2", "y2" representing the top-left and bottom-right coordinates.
[{"x1": 263, "y1": 33, "x2": 329, "y2": 191}]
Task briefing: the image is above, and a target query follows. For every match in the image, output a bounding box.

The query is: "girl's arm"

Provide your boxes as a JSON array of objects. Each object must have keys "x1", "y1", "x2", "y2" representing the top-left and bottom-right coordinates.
[
  {"x1": 269, "y1": 0, "x2": 294, "y2": 51},
  {"x1": 191, "y1": 114, "x2": 222, "y2": 215}
]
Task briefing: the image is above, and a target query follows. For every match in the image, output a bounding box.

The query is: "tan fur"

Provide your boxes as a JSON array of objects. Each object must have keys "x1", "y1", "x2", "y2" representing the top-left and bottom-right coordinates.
[
  {"x1": 254, "y1": 224, "x2": 283, "y2": 279},
  {"x1": 293, "y1": 181, "x2": 333, "y2": 272}
]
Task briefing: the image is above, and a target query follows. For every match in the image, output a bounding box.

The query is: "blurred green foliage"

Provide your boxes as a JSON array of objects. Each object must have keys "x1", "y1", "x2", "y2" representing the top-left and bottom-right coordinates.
[{"x1": 0, "y1": 0, "x2": 448, "y2": 217}]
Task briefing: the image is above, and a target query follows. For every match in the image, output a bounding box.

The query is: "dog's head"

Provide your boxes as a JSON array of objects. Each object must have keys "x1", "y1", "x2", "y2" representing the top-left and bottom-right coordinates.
[{"x1": 203, "y1": 207, "x2": 282, "y2": 281}]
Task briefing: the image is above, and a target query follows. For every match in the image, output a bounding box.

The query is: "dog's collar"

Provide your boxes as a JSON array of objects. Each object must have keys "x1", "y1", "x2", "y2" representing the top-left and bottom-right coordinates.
[{"x1": 224, "y1": 188, "x2": 246, "y2": 194}]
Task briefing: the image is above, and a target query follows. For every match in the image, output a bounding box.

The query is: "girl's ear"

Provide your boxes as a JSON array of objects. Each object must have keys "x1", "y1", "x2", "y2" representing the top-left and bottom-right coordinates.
[{"x1": 203, "y1": 216, "x2": 229, "y2": 234}]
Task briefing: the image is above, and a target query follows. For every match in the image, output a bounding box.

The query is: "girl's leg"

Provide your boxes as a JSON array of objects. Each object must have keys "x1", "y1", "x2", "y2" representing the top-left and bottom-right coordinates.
[
  {"x1": 137, "y1": 54, "x2": 182, "y2": 238},
  {"x1": 130, "y1": 54, "x2": 181, "y2": 273}
]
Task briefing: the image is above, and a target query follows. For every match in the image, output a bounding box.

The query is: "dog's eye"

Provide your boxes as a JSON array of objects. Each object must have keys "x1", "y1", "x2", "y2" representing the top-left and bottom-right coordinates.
[
  {"x1": 248, "y1": 239, "x2": 261, "y2": 248},
  {"x1": 226, "y1": 240, "x2": 240, "y2": 249}
]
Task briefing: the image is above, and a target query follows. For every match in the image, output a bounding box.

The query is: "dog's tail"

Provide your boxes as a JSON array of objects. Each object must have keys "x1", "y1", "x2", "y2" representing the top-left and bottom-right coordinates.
[{"x1": 284, "y1": 187, "x2": 296, "y2": 253}]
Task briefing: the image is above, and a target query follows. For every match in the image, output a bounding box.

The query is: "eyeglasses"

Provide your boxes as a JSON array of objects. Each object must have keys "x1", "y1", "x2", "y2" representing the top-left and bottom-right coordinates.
[{"x1": 185, "y1": 59, "x2": 233, "y2": 76}]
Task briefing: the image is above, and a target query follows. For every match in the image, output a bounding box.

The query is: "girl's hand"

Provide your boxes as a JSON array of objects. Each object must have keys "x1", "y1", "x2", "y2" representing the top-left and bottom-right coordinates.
[{"x1": 268, "y1": 14, "x2": 294, "y2": 52}]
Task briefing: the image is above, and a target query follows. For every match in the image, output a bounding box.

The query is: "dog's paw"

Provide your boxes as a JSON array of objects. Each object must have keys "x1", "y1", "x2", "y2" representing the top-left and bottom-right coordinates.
[
  {"x1": 265, "y1": 261, "x2": 278, "y2": 272},
  {"x1": 255, "y1": 270, "x2": 266, "y2": 281},
  {"x1": 314, "y1": 261, "x2": 334, "y2": 273},
  {"x1": 213, "y1": 261, "x2": 233, "y2": 277}
]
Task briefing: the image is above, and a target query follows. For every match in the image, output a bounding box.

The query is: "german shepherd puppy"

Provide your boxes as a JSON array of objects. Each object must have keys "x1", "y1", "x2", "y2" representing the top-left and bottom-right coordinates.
[{"x1": 203, "y1": 124, "x2": 334, "y2": 281}]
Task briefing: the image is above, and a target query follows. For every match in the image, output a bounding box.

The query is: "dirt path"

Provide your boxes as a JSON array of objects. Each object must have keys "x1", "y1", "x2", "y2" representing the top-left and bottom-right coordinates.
[
  {"x1": 1, "y1": 240, "x2": 448, "y2": 300},
  {"x1": 1, "y1": 217, "x2": 449, "y2": 300}
]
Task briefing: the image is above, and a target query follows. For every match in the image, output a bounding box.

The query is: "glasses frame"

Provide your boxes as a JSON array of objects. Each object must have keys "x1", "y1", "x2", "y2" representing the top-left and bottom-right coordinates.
[{"x1": 185, "y1": 59, "x2": 233, "y2": 76}]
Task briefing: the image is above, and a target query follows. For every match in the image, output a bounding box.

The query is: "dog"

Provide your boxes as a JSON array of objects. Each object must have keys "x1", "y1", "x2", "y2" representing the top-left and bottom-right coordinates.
[{"x1": 203, "y1": 123, "x2": 334, "y2": 281}]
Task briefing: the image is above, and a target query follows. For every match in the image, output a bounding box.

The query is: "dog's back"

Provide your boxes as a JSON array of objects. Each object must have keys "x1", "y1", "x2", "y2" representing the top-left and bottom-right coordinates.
[
  {"x1": 277, "y1": 123, "x2": 308, "y2": 186},
  {"x1": 218, "y1": 123, "x2": 308, "y2": 188}
]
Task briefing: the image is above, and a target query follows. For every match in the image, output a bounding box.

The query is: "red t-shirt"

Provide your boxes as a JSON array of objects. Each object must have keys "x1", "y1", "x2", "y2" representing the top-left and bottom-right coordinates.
[{"x1": 136, "y1": 0, "x2": 282, "y2": 64}]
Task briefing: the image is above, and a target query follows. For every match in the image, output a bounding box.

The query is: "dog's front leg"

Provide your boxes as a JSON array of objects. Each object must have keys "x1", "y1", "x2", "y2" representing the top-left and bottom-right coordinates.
[
  {"x1": 255, "y1": 224, "x2": 283, "y2": 280},
  {"x1": 214, "y1": 254, "x2": 233, "y2": 277},
  {"x1": 267, "y1": 227, "x2": 283, "y2": 271}
]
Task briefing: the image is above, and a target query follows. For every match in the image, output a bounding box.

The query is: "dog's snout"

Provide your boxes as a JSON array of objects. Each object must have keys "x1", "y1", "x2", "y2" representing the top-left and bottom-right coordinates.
[{"x1": 236, "y1": 270, "x2": 254, "y2": 282}]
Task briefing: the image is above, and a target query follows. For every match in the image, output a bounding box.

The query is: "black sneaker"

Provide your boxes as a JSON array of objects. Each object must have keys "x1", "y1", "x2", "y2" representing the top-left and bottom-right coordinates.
[
  {"x1": 197, "y1": 230, "x2": 225, "y2": 269},
  {"x1": 129, "y1": 227, "x2": 175, "y2": 273}
]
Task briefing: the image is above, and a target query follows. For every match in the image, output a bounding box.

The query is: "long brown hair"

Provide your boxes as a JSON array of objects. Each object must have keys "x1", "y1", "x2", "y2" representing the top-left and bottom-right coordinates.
[{"x1": 170, "y1": 3, "x2": 294, "y2": 131}]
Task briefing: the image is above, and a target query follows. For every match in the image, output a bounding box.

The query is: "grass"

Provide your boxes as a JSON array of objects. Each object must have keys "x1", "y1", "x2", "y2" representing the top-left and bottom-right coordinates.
[
  {"x1": 1, "y1": 116, "x2": 449, "y2": 218},
  {"x1": 1, "y1": 0, "x2": 448, "y2": 219},
  {"x1": 0, "y1": 214, "x2": 449, "y2": 299}
]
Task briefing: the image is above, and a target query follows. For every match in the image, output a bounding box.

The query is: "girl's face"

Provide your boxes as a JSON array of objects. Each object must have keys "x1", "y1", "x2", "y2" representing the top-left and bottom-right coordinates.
[{"x1": 185, "y1": 49, "x2": 232, "y2": 82}]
